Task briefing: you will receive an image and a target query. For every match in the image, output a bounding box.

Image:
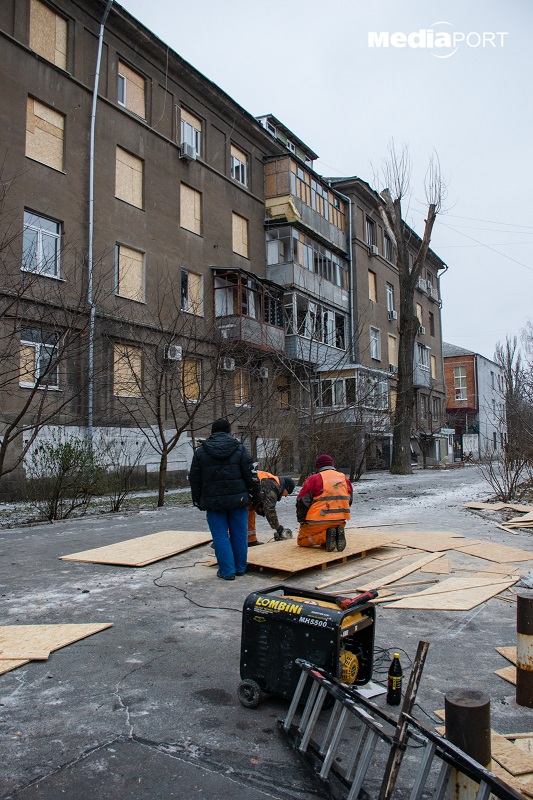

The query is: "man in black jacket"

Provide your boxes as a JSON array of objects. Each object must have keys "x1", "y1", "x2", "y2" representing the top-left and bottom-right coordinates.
[{"x1": 188, "y1": 418, "x2": 261, "y2": 580}]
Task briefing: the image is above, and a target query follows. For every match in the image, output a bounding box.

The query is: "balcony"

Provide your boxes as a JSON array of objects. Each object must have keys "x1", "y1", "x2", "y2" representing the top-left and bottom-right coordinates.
[
  {"x1": 267, "y1": 261, "x2": 349, "y2": 309},
  {"x1": 216, "y1": 315, "x2": 285, "y2": 352},
  {"x1": 285, "y1": 334, "x2": 345, "y2": 368}
]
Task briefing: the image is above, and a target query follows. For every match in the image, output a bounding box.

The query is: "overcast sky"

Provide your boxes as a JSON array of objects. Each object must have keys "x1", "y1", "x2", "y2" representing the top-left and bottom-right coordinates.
[{"x1": 120, "y1": 0, "x2": 531, "y2": 362}]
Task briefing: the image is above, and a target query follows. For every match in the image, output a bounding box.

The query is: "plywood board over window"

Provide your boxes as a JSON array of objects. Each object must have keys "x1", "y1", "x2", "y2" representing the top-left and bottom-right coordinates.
[
  {"x1": 117, "y1": 245, "x2": 143, "y2": 301},
  {"x1": 118, "y1": 61, "x2": 145, "y2": 118},
  {"x1": 30, "y1": 0, "x2": 67, "y2": 69},
  {"x1": 180, "y1": 184, "x2": 202, "y2": 235},
  {"x1": 115, "y1": 147, "x2": 143, "y2": 208},
  {"x1": 113, "y1": 343, "x2": 142, "y2": 397},
  {"x1": 232, "y1": 212, "x2": 249, "y2": 258},
  {"x1": 26, "y1": 97, "x2": 64, "y2": 171}
]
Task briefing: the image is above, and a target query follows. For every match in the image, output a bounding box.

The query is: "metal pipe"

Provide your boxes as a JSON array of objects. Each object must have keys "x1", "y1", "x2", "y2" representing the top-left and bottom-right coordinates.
[
  {"x1": 445, "y1": 688, "x2": 491, "y2": 800},
  {"x1": 516, "y1": 590, "x2": 533, "y2": 708},
  {"x1": 87, "y1": 0, "x2": 113, "y2": 442}
]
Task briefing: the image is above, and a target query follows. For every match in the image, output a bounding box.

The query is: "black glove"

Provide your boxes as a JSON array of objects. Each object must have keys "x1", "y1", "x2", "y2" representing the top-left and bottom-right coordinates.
[{"x1": 255, "y1": 502, "x2": 265, "y2": 516}]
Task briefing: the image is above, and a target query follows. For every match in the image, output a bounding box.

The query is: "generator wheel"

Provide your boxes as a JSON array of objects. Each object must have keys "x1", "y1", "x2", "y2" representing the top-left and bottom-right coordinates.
[{"x1": 238, "y1": 679, "x2": 262, "y2": 708}]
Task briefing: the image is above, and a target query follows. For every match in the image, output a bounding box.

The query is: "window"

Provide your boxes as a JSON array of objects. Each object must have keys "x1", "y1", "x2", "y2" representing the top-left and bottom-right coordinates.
[
  {"x1": 386, "y1": 283, "x2": 394, "y2": 313},
  {"x1": 234, "y1": 368, "x2": 250, "y2": 406},
  {"x1": 117, "y1": 61, "x2": 145, "y2": 119},
  {"x1": 420, "y1": 394, "x2": 428, "y2": 418},
  {"x1": 180, "y1": 109, "x2": 202, "y2": 157},
  {"x1": 20, "y1": 327, "x2": 59, "y2": 388},
  {"x1": 26, "y1": 97, "x2": 64, "y2": 171},
  {"x1": 429, "y1": 311, "x2": 435, "y2": 337},
  {"x1": 230, "y1": 145, "x2": 248, "y2": 186},
  {"x1": 493, "y1": 431, "x2": 497, "y2": 450},
  {"x1": 368, "y1": 270, "x2": 377, "y2": 302},
  {"x1": 23, "y1": 211, "x2": 61, "y2": 277},
  {"x1": 388, "y1": 334, "x2": 397, "y2": 368},
  {"x1": 276, "y1": 376, "x2": 291, "y2": 409},
  {"x1": 286, "y1": 139, "x2": 295, "y2": 153},
  {"x1": 432, "y1": 397, "x2": 440, "y2": 421},
  {"x1": 390, "y1": 387, "x2": 397, "y2": 412},
  {"x1": 232, "y1": 212, "x2": 249, "y2": 258},
  {"x1": 182, "y1": 358, "x2": 201, "y2": 402},
  {"x1": 29, "y1": 0, "x2": 67, "y2": 69},
  {"x1": 115, "y1": 147, "x2": 143, "y2": 208},
  {"x1": 366, "y1": 217, "x2": 376, "y2": 246},
  {"x1": 490, "y1": 371, "x2": 495, "y2": 389},
  {"x1": 430, "y1": 354, "x2": 437, "y2": 380},
  {"x1": 416, "y1": 303, "x2": 423, "y2": 324},
  {"x1": 113, "y1": 343, "x2": 142, "y2": 397},
  {"x1": 454, "y1": 366, "x2": 467, "y2": 400},
  {"x1": 417, "y1": 343, "x2": 430, "y2": 371},
  {"x1": 180, "y1": 270, "x2": 203, "y2": 315},
  {"x1": 370, "y1": 327, "x2": 381, "y2": 360},
  {"x1": 116, "y1": 245, "x2": 144, "y2": 302},
  {"x1": 335, "y1": 314, "x2": 345, "y2": 349},
  {"x1": 384, "y1": 233, "x2": 394, "y2": 262},
  {"x1": 180, "y1": 184, "x2": 202, "y2": 235}
]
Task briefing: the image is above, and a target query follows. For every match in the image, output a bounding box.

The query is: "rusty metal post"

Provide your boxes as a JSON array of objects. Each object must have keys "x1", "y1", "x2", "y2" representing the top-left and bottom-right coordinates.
[
  {"x1": 445, "y1": 689, "x2": 491, "y2": 800},
  {"x1": 516, "y1": 590, "x2": 533, "y2": 708}
]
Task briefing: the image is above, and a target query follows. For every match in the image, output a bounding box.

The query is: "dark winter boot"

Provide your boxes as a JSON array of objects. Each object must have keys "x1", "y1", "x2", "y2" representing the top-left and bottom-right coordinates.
[
  {"x1": 325, "y1": 527, "x2": 337, "y2": 552},
  {"x1": 336, "y1": 527, "x2": 346, "y2": 552}
]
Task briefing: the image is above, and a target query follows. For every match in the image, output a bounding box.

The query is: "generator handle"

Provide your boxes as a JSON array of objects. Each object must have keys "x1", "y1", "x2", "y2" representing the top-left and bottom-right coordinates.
[{"x1": 251, "y1": 584, "x2": 375, "y2": 612}]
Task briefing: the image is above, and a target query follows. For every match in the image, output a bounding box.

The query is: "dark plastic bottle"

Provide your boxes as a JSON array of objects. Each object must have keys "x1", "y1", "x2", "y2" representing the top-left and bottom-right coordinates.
[{"x1": 387, "y1": 652, "x2": 403, "y2": 705}]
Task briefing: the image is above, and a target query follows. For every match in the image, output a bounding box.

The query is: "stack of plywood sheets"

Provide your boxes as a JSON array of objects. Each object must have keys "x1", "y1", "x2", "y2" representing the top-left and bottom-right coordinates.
[
  {"x1": 60, "y1": 530, "x2": 211, "y2": 566},
  {"x1": 0, "y1": 623, "x2": 112, "y2": 676},
  {"x1": 246, "y1": 530, "x2": 394, "y2": 573}
]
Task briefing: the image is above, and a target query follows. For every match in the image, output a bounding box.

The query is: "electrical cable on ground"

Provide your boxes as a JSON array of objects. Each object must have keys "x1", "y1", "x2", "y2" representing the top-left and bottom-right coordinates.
[{"x1": 153, "y1": 563, "x2": 242, "y2": 613}]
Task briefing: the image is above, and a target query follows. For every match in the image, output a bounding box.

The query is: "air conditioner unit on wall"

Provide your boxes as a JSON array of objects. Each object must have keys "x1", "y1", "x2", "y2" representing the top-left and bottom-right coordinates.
[
  {"x1": 389, "y1": 364, "x2": 398, "y2": 374},
  {"x1": 180, "y1": 142, "x2": 196, "y2": 161},
  {"x1": 388, "y1": 310, "x2": 398, "y2": 320},
  {"x1": 418, "y1": 326, "x2": 426, "y2": 335},
  {"x1": 164, "y1": 344, "x2": 182, "y2": 361},
  {"x1": 219, "y1": 357, "x2": 235, "y2": 372},
  {"x1": 258, "y1": 367, "x2": 269, "y2": 379},
  {"x1": 369, "y1": 244, "x2": 379, "y2": 256},
  {"x1": 417, "y1": 278, "x2": 427, "y2": 292}
]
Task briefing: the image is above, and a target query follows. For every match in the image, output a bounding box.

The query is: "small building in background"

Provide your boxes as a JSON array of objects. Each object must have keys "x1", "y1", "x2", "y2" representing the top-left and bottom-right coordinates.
[{"x1": 443, "y1": 343, "x2": 506, "y2": 460}]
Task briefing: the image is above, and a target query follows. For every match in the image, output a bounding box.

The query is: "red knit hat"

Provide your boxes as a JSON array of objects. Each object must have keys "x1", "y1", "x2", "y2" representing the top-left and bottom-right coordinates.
[{"x1": 315, "y1": 454, "x2": 334, "y2": 470}]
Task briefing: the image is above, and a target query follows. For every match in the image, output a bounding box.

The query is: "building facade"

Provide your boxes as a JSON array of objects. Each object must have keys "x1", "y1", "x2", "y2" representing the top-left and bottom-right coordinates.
[{"x1": 443, "y1": 343, "x2": 506, "y2": 460}]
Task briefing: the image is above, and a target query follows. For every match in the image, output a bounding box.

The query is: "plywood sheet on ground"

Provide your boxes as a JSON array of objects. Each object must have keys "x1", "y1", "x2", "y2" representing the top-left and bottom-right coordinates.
[
  {"x1": 491, "y1": 761, "x2": 533, "y2": 799},
  {"x1": 0, "y1": 623, "x2": 112, "y2": 675},
  {"x1": 516, "y1": 740, "x2": 533, "y2": 755},
  {"x1": 357, "y1": 553, "x2": 443, "y2": 590},
  {"x1": 246, "y1": 531, "x2": 393, "y2": 573},
  {"x1": 492, "y1": 732, "x2": 533, "y2": 776},
  {"x1": 507, "y1": 504, "x2": 533, "y2": 513},
  {"x1": 464, "y1": 502, "x2": 508, "y2": 510},
  {"x1": 419, "y1": 556, "x2": 450, "y2": 574},
  {"x1": 452, "y1": 541, "x2": 533, "y2": 563},
  {"x1": 497, "y1": 646, "x2": 517, "y2": 665},
  {"x1": 60, "y1": 530, "x2": 211, "y2": 566},
  {"x1": 384, "y1": 573, "x2": 517, "y2": 610},
  {"x1": 495, "y1": 666, "x2": 517, "y2": 685},
  {"x1": 388, "y1": 532, "x2": 470, "y2": 552}
]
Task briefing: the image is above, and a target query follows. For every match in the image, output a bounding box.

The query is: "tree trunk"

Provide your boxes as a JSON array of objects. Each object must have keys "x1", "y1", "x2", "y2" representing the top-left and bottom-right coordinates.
[{"x1": 158, "y1": 451, "x2": 168, "y2": 507}]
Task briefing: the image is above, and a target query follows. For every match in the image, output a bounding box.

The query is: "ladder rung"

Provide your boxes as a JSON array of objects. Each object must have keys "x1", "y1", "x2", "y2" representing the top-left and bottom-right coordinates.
[
  {"x1": 319, "y1": 699, "x2": 342, "y2": 756},
  {"x1": 475, "y1": 781, "x2": 491, "y2": 800},
  {"x1": 320, "y1": 706, "x2": 349, "y2": 779},
  {"x1": 298, "y1": 680, "x2": 320, "y2": 734},
  {"x1": 433, "y1": 761, "x2": 452, "y2": 800},
  {"x1": 410, "y1": 741, "x2": 437, "y2": 800},
  {"x1": 299, "y1": 686, "x2": 327, "y2": 752},
  {"x1": 347, "y1": 729, "x2": 379, "y2": 800},
  {"x1": 345, "y1": 726, "x2": 369, "y2": 782},
  {"x1": 283, "y1": 671, "x2": 308, "y2": 732}
]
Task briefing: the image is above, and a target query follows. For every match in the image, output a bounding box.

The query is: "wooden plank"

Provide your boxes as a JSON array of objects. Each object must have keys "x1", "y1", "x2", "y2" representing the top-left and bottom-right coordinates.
[
  {"x1": 479, "y1": 563, "x2": 519, "y2": 576},
  {"x1": 315, "y1": 555, "x2": 403, "y2": 590},
  {"x1": 0, "y1": 650, "x2": 50, "y2": 660},
  {"x1": 507, "y1": 504, "x2": 533, "y2": 513},
  {"x1": 463, "y1": 502, "x2": 508, "y2": 510},
  {"x1": 492, "y1": 731, "x2": 533, "y2": 776},
  {"x1": 515, "y1": 739, "x2": 533, "y2": 755},
  {"x1": 389, "y1": 531, "x2": 469, "y2": 552},
  {"x1": 495, "y1": 666, "x2": 517, "y2": 685},
  {"x1": 491, "y1": 761, "x2": 533, "y2": 799},
  {"x1": 60, "y1": 530, "x2": 212, "y2": 566},
  {"x1": 452, "y1": 541, "x2": 533, "y2": 563},
  {"x1": 246, "y1": 530, "x2": 393, "y2": 573},
  {"x1": 496, "y1": 525, "x2": 521, "y2": 535},
  {"x1": 504, "y1": 734, "x2": 533, "y2": 741},
  {"x1": 384, "y1": 576, "x2": 517, "y2": 610},
  {"x1": 496, "y1": 646, "x2": 517, "y2": 665},
  {"x1": 357, "y1": 553, "x2": 443, "y2": 590},
  {"x1": 419, "y1": 556, "x2": 450, "y2": 574},
  {"x1": 0, "y1": 624, "x2": 112, "y2": 667},
  {"x1": 0, "y1": 659, "x2": 30, "y2": 676}
]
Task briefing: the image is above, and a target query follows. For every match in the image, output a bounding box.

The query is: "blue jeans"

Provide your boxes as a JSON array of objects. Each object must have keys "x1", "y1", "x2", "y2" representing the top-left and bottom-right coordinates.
[{"x1": 206, "y1": 507, "x2": 248, "y2": 578}]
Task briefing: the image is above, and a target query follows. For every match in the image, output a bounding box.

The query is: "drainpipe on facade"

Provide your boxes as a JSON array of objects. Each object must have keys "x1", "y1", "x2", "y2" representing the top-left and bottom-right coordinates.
[{"x1": 87, "y1": 0, "x2": 113, "y2": 443}]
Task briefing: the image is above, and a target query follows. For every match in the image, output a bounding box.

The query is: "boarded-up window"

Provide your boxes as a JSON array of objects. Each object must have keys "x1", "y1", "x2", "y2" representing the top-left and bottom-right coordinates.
[
  {"x1": 232, "y1": 212, "x2": 248, "y2": 258},
  {"x1": 416, "y1": 303, "x2": 423, "y2": 324},
  {"x1": 115, "y1": 147, "x2": 143, "y2": 208},
  {"x1": 20, "y1": 344, "x2": 37, "y2": 385},
  {"x1": 113, "y1": 343, "x2": 142, "y2": 397},
  {"x1": 117, "y1": 61, "x2": 145, "y2": 119},
  {"x1": 20, "y1": 329, "x2": 59, "y2": 388},
  {"x1": 368, "y1": 270, "x2": 377, "y2": 302},
  {"x1": 276, "y1": 376, "x2": 291, "y2": 409},
  {"x1": 181, "y1": 270, "x2": 203, "y2": 315},
  {"x1": 29, "y1": 0, "x2": 67, "y2": 69},
  {"x1": 230, "y1": 144, "x2": 248, "y2": 186},
  {"x1": 26, "y1": 97, "x2": 64, "y2": 171},
  {"x1": 180, "y1": 184, "x2": 202, "y2": 234},
  {"x1": 182, "y1": 358, "x2": 201, "y2": 402},
  {"x1": 430, "y1": 354, "x2": 437, "y2": 380},
  {"x1": 117, "y1": 245, "x2": 143, "y2": 302},
  {"x1": 388, "y1": 334, "x2": 397, "y2": 367},
  {"x1": 234, "y1": 368, "x2": 250, "y2": 405},
  {"x1": 390, "y1": 387, "x2": 397, "y2": 412}
]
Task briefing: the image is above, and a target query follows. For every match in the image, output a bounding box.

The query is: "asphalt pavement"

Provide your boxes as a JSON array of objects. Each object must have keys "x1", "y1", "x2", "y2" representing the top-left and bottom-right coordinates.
[{"x1": 0, "y1": 467, "x2": 531, "y2": 799}]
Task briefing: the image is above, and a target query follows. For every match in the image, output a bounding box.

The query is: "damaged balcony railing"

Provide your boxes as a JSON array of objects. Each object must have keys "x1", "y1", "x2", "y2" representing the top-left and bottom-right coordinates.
[{"x1": 280, "y1": 657, "x2": 524, "y2": 800}]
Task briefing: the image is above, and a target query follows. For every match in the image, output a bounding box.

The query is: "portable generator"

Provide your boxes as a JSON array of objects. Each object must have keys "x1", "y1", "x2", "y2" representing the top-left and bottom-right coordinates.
[{"x1": 238, "y1": 584, "x2": 376, "y2": 708}]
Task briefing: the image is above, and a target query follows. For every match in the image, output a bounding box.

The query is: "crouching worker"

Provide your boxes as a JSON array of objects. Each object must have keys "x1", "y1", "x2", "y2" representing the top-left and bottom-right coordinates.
[
  {"x1": 296, "y1": 454, "x2": 352, "y2": 552},
  {"x1": 248, "y1": 472, "x2": 296, "y2": 546}
]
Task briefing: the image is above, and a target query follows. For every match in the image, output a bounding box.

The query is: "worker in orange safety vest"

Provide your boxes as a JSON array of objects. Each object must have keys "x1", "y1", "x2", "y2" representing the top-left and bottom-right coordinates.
[
  {"x1": 296, "y1": 454, "x2": 352, "y2": 552},
  {"x1": 248, "y1": 471, "x2": 296, "y2": 546}
]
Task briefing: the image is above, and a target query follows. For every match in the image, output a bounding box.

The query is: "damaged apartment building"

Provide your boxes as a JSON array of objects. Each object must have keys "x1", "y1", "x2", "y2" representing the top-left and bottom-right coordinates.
[{"x1": 0, "y1": 0, "x2": 447, "y2": 493}]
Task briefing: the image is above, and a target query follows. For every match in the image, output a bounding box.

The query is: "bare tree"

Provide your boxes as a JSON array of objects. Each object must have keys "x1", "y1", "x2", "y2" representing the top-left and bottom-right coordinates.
[{"x1": 378, "y1": 141, "x2": 446, "y2": 474}]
